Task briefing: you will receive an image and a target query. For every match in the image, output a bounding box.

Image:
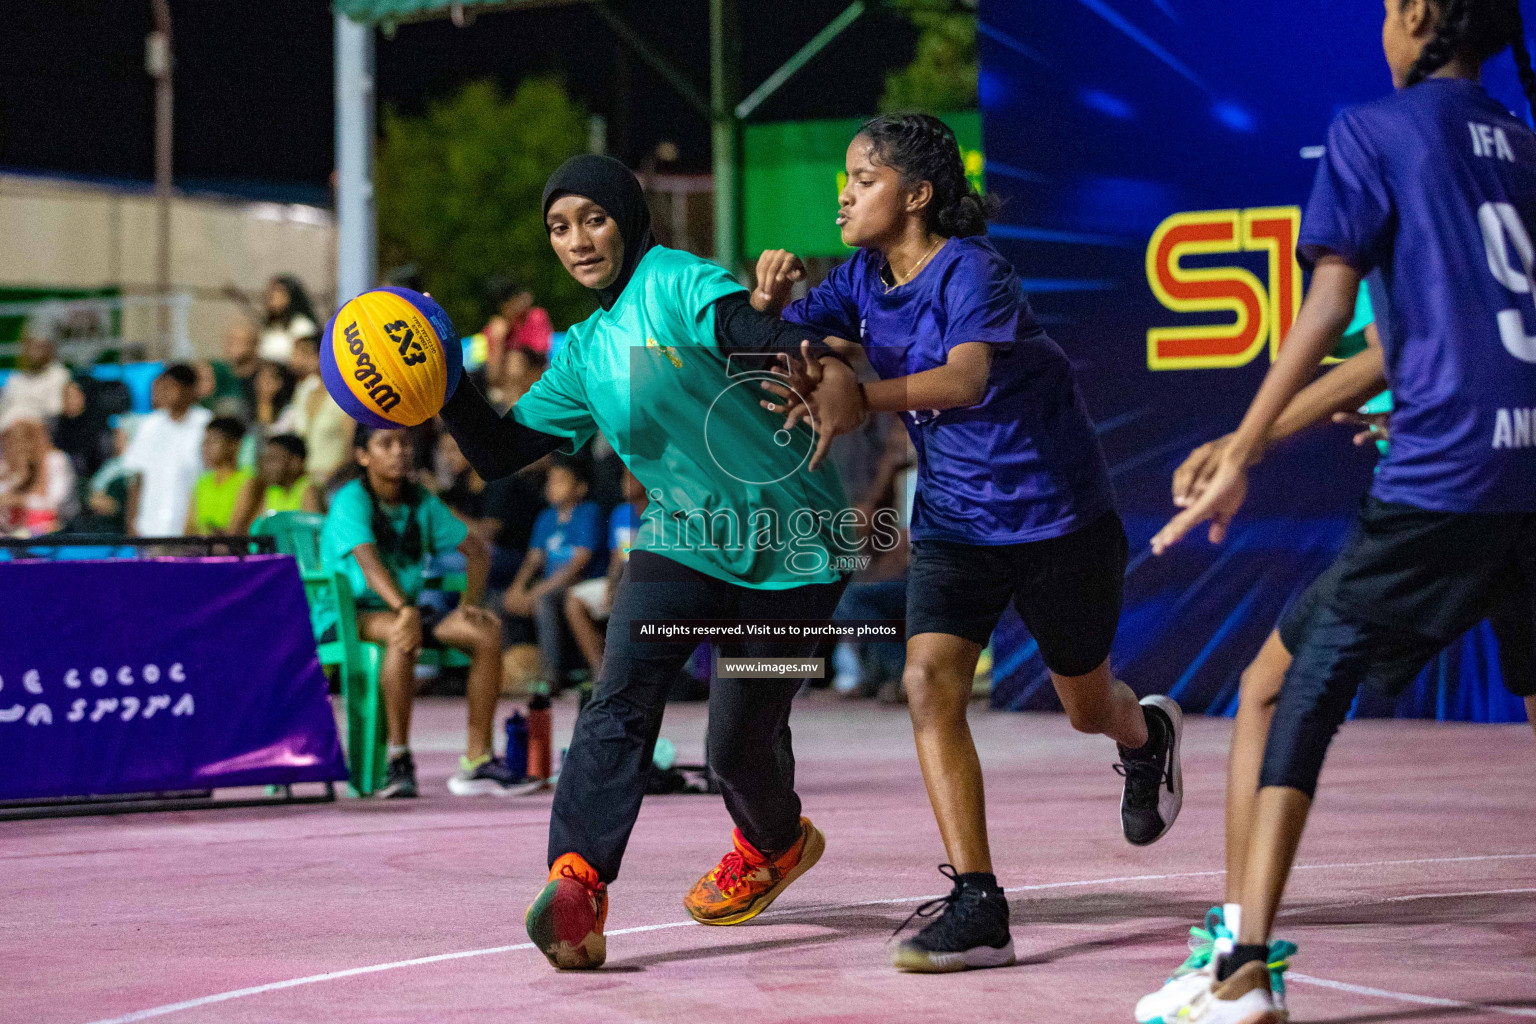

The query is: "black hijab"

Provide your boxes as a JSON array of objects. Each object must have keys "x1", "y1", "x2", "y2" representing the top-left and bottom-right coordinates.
[{"x1": 542, "y1": 155, "x2": 655, "y2": 311}]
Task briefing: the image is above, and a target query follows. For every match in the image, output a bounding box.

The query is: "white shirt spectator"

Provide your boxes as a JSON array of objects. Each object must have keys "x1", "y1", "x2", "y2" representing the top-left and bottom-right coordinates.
[
  {"x1": 258, "y1": 313, "x2": 318, "y2": 363},
  {"x1": 0, "y1": 362, "x2": 70, "y2": 425},
  {"x1": 121, "y1": 406, "x2": 211, "y2": 536}
]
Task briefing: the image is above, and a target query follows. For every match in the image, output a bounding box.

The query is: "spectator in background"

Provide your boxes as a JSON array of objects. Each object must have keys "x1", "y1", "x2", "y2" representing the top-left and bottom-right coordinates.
[
  {"x1": 122, "y1": 364, "x2": 211, "y2": 537},
  {"x1": 0, "y1": 333, "x2": 71, "y2": 426},
  {"x1": 565, "y1": 468, "x2": 645, "y2": 679},
  {"x1": 502, "y1": 456, "x2": 599, "y2": 689},
  {"x1": 487, "y1": 345, "x2": 547, "y2": 411},
  {"x1": 287, "y1": 334, "x2": 355, "y2": 487},
  {"x1": 239, "y1": 360, "x2": 296, "y2": 468},
  {"x1": 482, "y1": 277, "x2": 553, "y2": 393},
  {"x1": 0, "y1": 415, "x2": 77, "y2": 536},
  {"x1": 203, "y1": 317, "x2": 261, "y2": 419},
  {"x1": 52, "y1": 377, "x2": 113, "y2": 481},
  {"x1": 480, "y1": 459, "x2": 548, "y2": 627},
  {"x1": 186, "y1": 417, "x2": 251, "y2": 535},
  {"x1": 435, "y1": 431, "x2": 488, "y2": 524},
  {"x1": 258, "y1": 275, "x2": 318, "y2": 363},
  {"x1": 75, "y1": 415, "x2": 139, "y2": 534},
  {"x1": 232, "y1": 434, "x2": 320, "y2": 533},
  {"x1": 320, "y1": 425, "x2": 512, "y2": 798}
]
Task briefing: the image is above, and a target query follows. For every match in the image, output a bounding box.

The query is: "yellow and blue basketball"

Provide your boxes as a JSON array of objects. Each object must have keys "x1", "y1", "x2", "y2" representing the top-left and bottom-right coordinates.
[{"x1": 320, "y1": 286, "x2": 462, "y2": 429}]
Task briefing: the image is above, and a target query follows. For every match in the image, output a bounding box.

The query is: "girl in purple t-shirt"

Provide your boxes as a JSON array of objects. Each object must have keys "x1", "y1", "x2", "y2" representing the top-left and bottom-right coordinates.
[{"x1": 756, "y1": 113, "x2": 1185, "y2": 973}]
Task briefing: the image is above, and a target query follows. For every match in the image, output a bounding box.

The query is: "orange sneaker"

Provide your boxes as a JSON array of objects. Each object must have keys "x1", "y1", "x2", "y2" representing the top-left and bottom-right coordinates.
[
  {"x1": 526, "y1": 852, "x2": 608, "y2": 969},
  {"x1": 683, "y1": 817, "x2": 825, "y2": 925}
]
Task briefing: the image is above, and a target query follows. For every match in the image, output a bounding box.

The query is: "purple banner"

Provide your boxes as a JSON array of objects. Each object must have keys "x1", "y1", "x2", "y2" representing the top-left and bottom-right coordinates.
[{"x1": 0, "y1": 555, "x2": 347, "y2": 801}]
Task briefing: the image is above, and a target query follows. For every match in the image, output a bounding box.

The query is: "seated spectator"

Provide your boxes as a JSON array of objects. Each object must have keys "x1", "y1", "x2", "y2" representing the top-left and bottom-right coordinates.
[
  {"x1": 435, "y1": 432, "x2": 488, "y2": 525},
  {"x1": 231, "y1": 434, "x2": 321, "y2": 533},
  {"x1": 286, "y1": 334, "x2": 355, "y2": 488},
  {"x1": 320, "y1": 426, "x2": 514, "y2": 798},
  {"x1": 258, "y1": 275, "x2": 318, "y2": 363},
  {"x1": 480, "y1": 458, "x2": 548, "y2": 636},
  {"x1": 565, "y1": 468, "x2": 645, "y2": 679},
  {"x1": 186, "y1": 417, "x2": 252, "y2": 535},
  {"x1": 487, "y1": 345, "x2": 547, "y2": 411},
  {"x1": 52, "y1": 377, "x2": 113, "y2": 481},
  {"x1": 74, "y1": 415, "x2": 139, "y2": 534},
  {"x1": 502, "y1": 456, "x2": 599, "y2": 688},
  {"x1": 482, "y1": 278, "x2": 553, "y2": 390},
  {"x1": 0, "y1": 415, "x2": 77, "y2": 536},
  {"x1": 0, "y1": 332, "x2": 71, "y2": 426},
  {"x1": 239, "y1": 359, "x2": 297, "y2": 468},
  {"x1": 202, "y1": 317, "x2": 260, "y2": 419},
  {"x1": 122, "y1": 364, "x2": 211, "y2": 537}
]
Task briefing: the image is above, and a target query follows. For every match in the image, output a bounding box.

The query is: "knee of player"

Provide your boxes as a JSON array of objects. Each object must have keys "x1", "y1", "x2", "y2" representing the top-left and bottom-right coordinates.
[{"x1": 902, "y1": 662, "x2": 959, "y2": 724}]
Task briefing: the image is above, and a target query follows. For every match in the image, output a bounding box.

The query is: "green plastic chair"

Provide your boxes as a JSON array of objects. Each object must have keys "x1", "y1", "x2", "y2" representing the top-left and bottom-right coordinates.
[{"x1": 253, "y1": 510, "x2": 471, "y2": 796}]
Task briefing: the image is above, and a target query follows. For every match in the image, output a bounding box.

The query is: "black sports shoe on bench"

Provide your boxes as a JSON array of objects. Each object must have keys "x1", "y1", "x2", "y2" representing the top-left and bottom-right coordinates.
[
  {"x1": 1116, "y1": 695, "x2": 1184, "y2": 846},
  {"x1": 891, "y1": 865, "x2": 1015, "y2": 973}
]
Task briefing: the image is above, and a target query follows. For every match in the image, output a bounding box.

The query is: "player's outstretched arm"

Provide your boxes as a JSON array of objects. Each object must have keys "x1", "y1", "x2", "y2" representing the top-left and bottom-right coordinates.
[
  {"x1": 1152, "y1": 256, "x2": 1361, "y2": 553},
  {"x1": 1173, "y1": 337, "x2": 1387, "y2": 507},
  {"x1": 440, "y1": 376, "x2": 567, "y2": 482}
]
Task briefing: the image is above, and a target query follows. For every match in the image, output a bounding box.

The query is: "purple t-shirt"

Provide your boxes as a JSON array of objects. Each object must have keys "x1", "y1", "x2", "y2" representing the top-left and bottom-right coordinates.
[
  {"x1": 784, "y1": 236, "x2": 1113, "y2": 544},
  {"x1": 1299, "y1": 78, "x2": 1536, "y2": 513}
]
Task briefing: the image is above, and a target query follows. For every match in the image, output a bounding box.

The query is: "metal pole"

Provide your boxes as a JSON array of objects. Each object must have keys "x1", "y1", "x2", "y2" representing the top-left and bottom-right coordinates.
[
  {"x1": 710, "y1": 0, "x2": 741, "y2": 274},
  {"x1": 335, "y1": 12, "x2": 377, "y2": 307},
  {"x1": 148, "y1": 0, "x2": 173, "y2": 357},
  {"x1": 735, "y1": 1, "x2": 865, "y2": 121}
]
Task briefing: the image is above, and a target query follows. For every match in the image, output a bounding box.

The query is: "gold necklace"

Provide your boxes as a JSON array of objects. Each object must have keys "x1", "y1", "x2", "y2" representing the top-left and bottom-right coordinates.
[{"x1": 884, "y1": 238, "x2": 943, "y2": 293}]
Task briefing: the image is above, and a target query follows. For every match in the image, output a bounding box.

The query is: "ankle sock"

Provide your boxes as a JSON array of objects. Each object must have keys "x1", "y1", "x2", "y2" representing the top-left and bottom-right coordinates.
[
  {"x1": 460, "y1": 752, "x2": 490, "y2": 773},
  {"x1": 1217, "y1": 943, "x2": 1270, "y2": 982},
  {"x1": 958, "y1": 871, "x2": 1002, "y2": 894},
  {"x1": 1119, "y1": 706, "x2": 1163, "y2": 756},
  {"x1": 1222, "y1": 903, "x2": 1243, "y2": 938},
  {"x1": 387, "y1": 744, "x2": 409, "y2": 760}
]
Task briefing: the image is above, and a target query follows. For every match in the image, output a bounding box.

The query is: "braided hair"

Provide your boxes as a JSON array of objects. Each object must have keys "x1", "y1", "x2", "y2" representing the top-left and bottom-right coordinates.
[
  {"x1": 857, "y1": 113, "x2": 998, "y2": 238},
  {"x1": 354, "y1": 426, "x2": 427, "y2": 564},
  {"x1": 1405, "y1": 0, "x2": 1536, "y2": 120}
]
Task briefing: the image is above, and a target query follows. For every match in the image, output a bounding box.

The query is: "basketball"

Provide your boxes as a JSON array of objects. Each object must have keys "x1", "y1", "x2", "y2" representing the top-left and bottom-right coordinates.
[{"x1": 320, "y1": 286, "x2": 462, "y2": 429}]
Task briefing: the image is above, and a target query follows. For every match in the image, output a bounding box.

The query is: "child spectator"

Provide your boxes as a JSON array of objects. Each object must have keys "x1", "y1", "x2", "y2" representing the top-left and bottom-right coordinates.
[
  {"x1": 320, "y1": 426, "x2": 514, "y2": 798},
  {"x1": 0, "y1": 333, "x2": 71, "y2": 425},
  {"x1": 0, "y1": 415, "x2": 77, "y2": 536},
  {"x1": 286, "y1": 334, "x2": 355, "y2": 487},
  {"x1": 186, "y1": 416, "x2": 252, "y2": 534},
  {"x1": 565, "y1": 468, "x2": 645, "y2": 679},
  {"x1": 258, "y1": 275, "x2": 319, "y2": 362},
  {"x1": 52, "y1": 378, "x2": 113, "y2": 481},
  {"x1": 501, "y1": 456, "x2": 600, "y2": 688},
  {"x1": 122, "y1": 364, "x2": 211, "y2": 537},
  {"x1": 232, "y1": 434, "x2": 321, "y2": 533},
  {"x1": 483, "y1": 277, "x2": 553, "y2": 374}
]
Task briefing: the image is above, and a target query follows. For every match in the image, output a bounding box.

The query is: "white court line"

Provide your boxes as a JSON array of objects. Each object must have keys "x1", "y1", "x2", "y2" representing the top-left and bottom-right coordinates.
[
  {"x1": 78, "y1": 851, "x2": 1536, "y2": 1024},
  {"x1": 1290, "y1": 974, "x2": 1536, "y2": 1018}
]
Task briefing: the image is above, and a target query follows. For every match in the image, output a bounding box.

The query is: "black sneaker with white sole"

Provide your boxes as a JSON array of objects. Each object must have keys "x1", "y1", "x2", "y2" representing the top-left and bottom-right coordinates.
[
  {"x1": 378, "y1": 751, "x2": 418, "y2": 799},
  {"x1": 891, "y1": 865, "x2": 1015, "y2": 973},
  {"x1": 1115, "y1": 694, "x2": 1184, "y2": 846},
  {"x1": 447, "y1": 756, "x2": 534, "y2": 796}
]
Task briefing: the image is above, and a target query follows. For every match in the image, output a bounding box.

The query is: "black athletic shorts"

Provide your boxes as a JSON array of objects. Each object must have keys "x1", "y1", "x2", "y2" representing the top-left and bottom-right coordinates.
[
  {"x1": 1278, "y1": 496, "x2": 1536, "y2": 698},
  {"x1": 907, "y1": 511, "x2": 1127, "y2": 677},
  {"x1": 319, "y1": 603, "x2": 448, "y2": 646}
]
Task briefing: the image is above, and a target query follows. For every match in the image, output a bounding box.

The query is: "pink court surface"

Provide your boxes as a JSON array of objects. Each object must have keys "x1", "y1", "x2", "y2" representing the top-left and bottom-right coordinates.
[{"x1": 6, "y1": 694, "x2": 1535, "y2": 1024}]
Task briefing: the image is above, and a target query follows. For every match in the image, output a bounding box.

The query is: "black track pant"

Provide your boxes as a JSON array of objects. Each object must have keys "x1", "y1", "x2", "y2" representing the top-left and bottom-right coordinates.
[{"x1": 547, "y1": 550, "x2": 847, "y2": 882}]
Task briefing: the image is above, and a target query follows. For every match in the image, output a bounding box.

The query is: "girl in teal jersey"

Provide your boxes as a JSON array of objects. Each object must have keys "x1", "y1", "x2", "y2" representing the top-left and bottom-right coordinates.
[{"x1": 441, "y1": 155, "x2": 859, "y2": 970}]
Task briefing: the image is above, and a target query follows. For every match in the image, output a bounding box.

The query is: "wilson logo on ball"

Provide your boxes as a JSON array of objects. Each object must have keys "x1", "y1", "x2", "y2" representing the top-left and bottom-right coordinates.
[{"x1": 321, "y1": 286, "x2": 463, "y2": 429}]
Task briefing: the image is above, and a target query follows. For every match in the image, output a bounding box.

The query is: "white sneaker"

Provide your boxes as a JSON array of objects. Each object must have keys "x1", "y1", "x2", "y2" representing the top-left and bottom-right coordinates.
[
  {"x1": 1137, "y1": 967, "x2": 1218, "y2": 1024},
  {"x1": 1184, "y1": 961, "x2": 1281, "y2": 1024}
]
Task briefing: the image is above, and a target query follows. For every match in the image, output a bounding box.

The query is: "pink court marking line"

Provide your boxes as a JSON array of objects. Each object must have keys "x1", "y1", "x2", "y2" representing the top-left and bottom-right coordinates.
[{"x1": 79, "y1": 851, "x2": 1536, "y2": 1024}]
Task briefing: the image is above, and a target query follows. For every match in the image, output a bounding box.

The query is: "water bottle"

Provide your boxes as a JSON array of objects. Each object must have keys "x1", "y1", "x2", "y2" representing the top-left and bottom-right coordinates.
[
  {"x1": 527, "y1": 689, "x2": 553, "y2": 780},
  {"x1": 504, "y1": 711, "x2": 529, "y2": 781}
]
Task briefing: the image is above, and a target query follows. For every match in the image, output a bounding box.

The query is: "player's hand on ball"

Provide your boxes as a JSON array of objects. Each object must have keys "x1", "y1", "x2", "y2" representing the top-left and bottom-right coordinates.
[
  {"x1": 752, "y1": 250, "x2": 806, "y2": 314},
  {"x1": 1172, "y1": 434, "x2": 1232, "y2": 508},
  {"x1": 1151, "y1": 457, "x2": 1248, "y2": 554}
]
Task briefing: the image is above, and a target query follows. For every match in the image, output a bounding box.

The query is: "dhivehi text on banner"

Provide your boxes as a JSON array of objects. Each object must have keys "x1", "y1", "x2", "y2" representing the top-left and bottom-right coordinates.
[{"x1": 0, "y1": 555, "x2": 347, "y2": 801}]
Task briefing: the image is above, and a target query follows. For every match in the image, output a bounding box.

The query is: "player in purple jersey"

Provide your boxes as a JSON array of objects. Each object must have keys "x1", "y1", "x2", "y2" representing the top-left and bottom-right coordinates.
[
  {"x1": 1150, "y1": 2, "x2": 1536, "y2": 1020},
  {"x1": 754, "y1": 113, "x2": 1185, "y2": 973}
]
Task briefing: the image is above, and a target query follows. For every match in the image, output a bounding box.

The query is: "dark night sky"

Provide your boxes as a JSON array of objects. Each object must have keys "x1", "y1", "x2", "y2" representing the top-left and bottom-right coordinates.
[{"x1": 0, "y1": 1, "x2": 916, "y2": 200}]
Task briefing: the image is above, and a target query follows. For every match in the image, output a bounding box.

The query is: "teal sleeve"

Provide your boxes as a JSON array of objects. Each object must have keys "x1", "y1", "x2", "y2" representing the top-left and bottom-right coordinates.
[
  {"x1": 421, "y1": 492, "x2": 469, "y2": 556},
  {"x1": 321, "y1": 483, "x2": 377, "y2": 564},
  {"x1": 661, "y1": 252, "x2": 748, "y2": 347},
  {"x1": 509, "y1": 335, "x2": 599, "y2": 452},
  {"x1": 1343, "y1": 282, "x2": 1374, "y2": 335}
]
